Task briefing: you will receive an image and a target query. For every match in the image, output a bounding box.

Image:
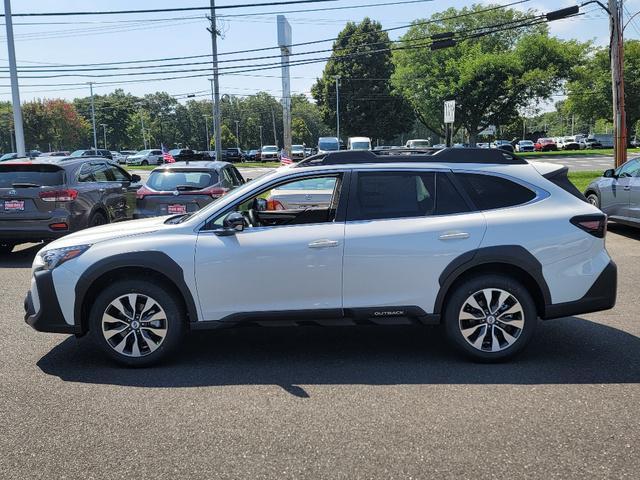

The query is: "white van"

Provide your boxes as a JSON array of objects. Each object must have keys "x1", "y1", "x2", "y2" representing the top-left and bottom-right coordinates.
[{"x1": 347, "y1": 137, "x2": 372, "y2": 150}]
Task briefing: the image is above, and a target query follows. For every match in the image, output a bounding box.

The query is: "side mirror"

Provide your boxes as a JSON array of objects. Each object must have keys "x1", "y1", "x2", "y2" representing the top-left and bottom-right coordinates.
[
  {"x1": 603, "y1": 168, "x2": 616, "y2": 178},
  {"x1": 215, "y1": 212, "x2": 245, "y2": 236},
  {"x1": 130, "y1": 174, "x2": 141, "y2": 183},
  {"x1": 254, "y1": 197, "x2": 267, "y2": 211}
]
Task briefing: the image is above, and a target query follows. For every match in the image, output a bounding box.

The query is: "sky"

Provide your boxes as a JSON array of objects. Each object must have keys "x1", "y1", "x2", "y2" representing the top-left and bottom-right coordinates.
[{"x1": 0, "y1": 0, "x2": 638, "y2": 105}]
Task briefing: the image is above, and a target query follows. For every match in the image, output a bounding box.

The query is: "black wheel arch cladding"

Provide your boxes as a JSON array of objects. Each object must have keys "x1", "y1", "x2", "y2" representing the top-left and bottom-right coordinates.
[
  {"x1": 434, "y1": 245, "x2": 552, "y2": 315},
  {"x1": 74, "y1": 251, "x2": 199, "y2": 332}
]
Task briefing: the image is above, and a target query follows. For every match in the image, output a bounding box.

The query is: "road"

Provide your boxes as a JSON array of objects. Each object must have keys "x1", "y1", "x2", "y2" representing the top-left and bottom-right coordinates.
[{"x1": 1, "y1": 225, "x2": 639, "y2": 479}]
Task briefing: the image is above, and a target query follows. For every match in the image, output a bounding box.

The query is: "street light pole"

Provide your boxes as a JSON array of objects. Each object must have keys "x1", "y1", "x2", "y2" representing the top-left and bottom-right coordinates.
[
  {"x1": 88, "y1": 82, "x2": 98, "y2": 151},
  {"x1": 100, "y1": 124, "x2": 107, "y2": 149},
  {"x1": 140, "y1": 111, "x2": 147, "y2": 149},
  {"x1": 334, "y1": 75, "x2": 341, "y2": 141},
  {"x1": 259, "y1": 125, "x2": 264, "y2": 147},
  {"x1": 204, "y1": 115, "x2": 210, "y2": 150},
  {"x1": 4, "y1": 0, "x2": 25, "y2": 157},
  {"x1": 235, "y1": 120, "x2": 240, "y2": 149}
]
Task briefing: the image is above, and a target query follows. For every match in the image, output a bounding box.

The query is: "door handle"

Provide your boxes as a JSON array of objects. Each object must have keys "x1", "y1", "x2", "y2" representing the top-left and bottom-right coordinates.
[
  {"x1": 438, "y1": 232, "x2": 470, "y2": 240},
  {"x1": 308, "y1": 239, "x2": 339, "y2": 248}
]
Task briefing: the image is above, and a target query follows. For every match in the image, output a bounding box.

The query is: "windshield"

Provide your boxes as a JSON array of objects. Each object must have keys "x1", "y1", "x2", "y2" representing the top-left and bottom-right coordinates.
[
  {"x1": 350, "y1": 141, "x2": 370, "y2": 150},
  {"x1": 69, "y1": 150, "x2": 86, "y2": 157},
  {"x1": 147, "y1": 170, "x2": 217, "y2": 191},
  {"x1": 318, "y1": 141, "x2": 339, "y2": 151},
  {"x1": 262, "y1": 146, "x2": 278, "y2": 152},
  {"x1": 291, "y1": 145, "x2": 304, "y2": 152},
  {"x1": 521, "y1": 141, "x2": 533, "y2": 145},
  {"x1": 0, "y1": 153, "x2": 17, "y2": 161},
  {"x1": 409, "y1": 140, "x2": 430, "y2": 148},
  {"x1": 134, "y1": 150, "x2": 152, "y2": 156}
]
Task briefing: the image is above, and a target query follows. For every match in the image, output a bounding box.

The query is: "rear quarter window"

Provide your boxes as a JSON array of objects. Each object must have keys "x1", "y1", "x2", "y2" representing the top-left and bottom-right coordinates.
[{"x1": 456, "y1": 173, "x2": 536, "y2": 210}]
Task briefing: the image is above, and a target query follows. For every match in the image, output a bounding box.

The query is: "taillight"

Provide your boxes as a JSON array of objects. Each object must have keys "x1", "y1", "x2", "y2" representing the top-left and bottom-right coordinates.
[
  {"x1": 200, "y1": 186, "x2": 228, "y2": 198},
  {"x1": 571, "y1": 214, "x2": 607, "y2": 238},
  {"x1": 39, "y1": 189, "x2": 78, "y2": 202},
  {"x1": 136, "y1": 185, "x2": 153, "y2": 200}
]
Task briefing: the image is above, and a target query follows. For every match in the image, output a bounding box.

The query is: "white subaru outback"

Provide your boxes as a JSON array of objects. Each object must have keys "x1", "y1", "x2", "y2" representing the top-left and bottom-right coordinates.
[{"x1": 25, "y1": 149, "x2": 617, "y2": 366}]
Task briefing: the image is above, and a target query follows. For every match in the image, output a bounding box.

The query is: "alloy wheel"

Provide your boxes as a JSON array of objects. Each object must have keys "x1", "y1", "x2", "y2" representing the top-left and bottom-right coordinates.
[
  {"x1": 458, "y1": 288, "x2": 525, "y2": 353},
  {"x1": 101, "y1": 293, "x2": 168, "y2": 357}
]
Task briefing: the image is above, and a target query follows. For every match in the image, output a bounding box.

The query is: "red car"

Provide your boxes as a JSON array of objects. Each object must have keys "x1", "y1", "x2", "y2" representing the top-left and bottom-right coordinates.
[{"x1": 534, "y1": 138, "x2": 558, "y2": 151}]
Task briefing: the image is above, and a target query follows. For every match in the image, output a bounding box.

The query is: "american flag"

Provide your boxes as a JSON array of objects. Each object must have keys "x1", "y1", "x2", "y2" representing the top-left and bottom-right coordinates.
[
  {"x1": 280, "y1": 148, "x2": 293, "y2": 166},
  {"x1": 161, "y1": 144, "x2": 176, "y2": 163}
]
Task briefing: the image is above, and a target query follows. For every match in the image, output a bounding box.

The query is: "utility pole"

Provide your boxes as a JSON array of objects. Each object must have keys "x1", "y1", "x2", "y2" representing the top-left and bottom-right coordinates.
[
  {"x1": 278, "y1": 15, "x2": 292, "y2": 157},
  {"x1": 204, "y1": 115, "x2": 210, "y2": 150},
  {"x1": 259, "y1": 125, "x2": 264, "y2": 147},
  {"x1": 208, "y1": 1, "x2": 222, "y2": 161},
  {"x1": 88, "y1": 82, "x2": 98, "y2": 151},
  {"x1": 609, "y1": 0, "x2": 626, "y2": 168},
  {"x1": 271, "y1": 108, "x2": 278, "y2": 145},
  {"x1": 100, "y1": 124, "x2": 107, "y2": 149},
  {"x1": 4, "y1": 0, "x2": 25, "y2": 157},
  {"x1": 334, "y1": 75, "x2": 341, "y2": 141},
  {"x1": 140, "y1": 112, "x2": 147, "y2": 149},
  {"x1": 235, "y1": 120, "x2": 240, "y2": 149}
]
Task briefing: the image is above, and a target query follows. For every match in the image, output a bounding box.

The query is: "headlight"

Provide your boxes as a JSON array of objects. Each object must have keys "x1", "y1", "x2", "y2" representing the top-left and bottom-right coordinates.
[{"x1": 38, "y1": 245, "x2": 91, "y2": 271}]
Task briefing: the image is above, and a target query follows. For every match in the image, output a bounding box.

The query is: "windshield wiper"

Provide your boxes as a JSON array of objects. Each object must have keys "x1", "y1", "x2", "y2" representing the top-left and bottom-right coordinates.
[{"x1": 12, "y1": 182, "x2": 41, "y2": 188}]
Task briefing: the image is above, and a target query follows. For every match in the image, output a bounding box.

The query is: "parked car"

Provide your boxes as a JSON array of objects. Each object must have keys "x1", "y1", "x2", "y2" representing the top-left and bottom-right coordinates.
[
  {"x1": 25, "y1": 148, "x2": 616, "y2": 366},
  {"x1": 584, "y1": 157, "x2": 640, "y2": 227},
  {"x1": 515, "y1": 140, "x2": 535, "y2": 152},
  {"x1": 560, "y1": 136, "x2": 580, "y2": 150},
  {"x1": 290, "y1": 145, "x2": 306, "y2": 160},
  {"x1": 405, "y1": 139, "x2": 431, "y2": 149},
  {"x1": 348, "y1": 137, "x2": 372, "y2": 151},
  {"x1": 257, "y1": 145, "x2": 279, "y2": 161},
  {"x1": 70, "y1": 149, "x2": 113, "y2": 160},
  {"x1": 246, "y1": 149, "x2": 259, "y2": 161},
  {"x1": 168, "y1": 149, "x2": 205, "y2": 163},
  {"x1": 304, "y1": 148, "x2": 314, "y2": 157},
  {"x1": 534, "y1": 138, "x2": 558, "y2": 151},
  {"x1": 134, "y1": 161, "x2": 244, "y2": 218},
  {"x1": 221, "y1": 148, "x2": 245, "y2": 163},
  {"x1": 475, "y1": 142, "x2": 490, "y2": 149},
  {"x1": 491, "y1": 140, "x2": 514, "y2": 152},
  {"x1": 0, "y1": 150, "x2": 41, "y2": 161},
  {"x1": 432, "y1": 143, "x2": 446, "y2": 149},
  {"x1": 266, "y1": 176, "x2": 336, "y2": 210},
  {"x1": 317, "y1": 137, "x2": 340, "y2": 154},
  {"x1": 0, "y1": 158, "x2": 141, "y2": 253},
  {"x1": 110, "y1": 151, "x2": 125, "y2": 164},
  {"x1": 588, "y1": 134, "x2": 613, "y2": 148},
  {"x1": 126, "y1": 149, "x2": 163, "y2": 166},
  {"x1": 39, "y1": 151, "x2": 70, "y2": 157}
]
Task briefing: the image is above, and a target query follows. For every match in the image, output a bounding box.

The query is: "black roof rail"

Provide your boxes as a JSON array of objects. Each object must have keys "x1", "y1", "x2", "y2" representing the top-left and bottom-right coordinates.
[{"x1": 295, "y1": 147, "x2": 526, "y2": 167}]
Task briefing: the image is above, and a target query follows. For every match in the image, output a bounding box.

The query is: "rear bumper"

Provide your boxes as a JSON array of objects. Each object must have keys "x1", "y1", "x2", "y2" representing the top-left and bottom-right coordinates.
[
  {"x1": 0, "y1": 219, "x2": 70, "y2": 242},
  {"x1": 24, "y1": 269, "x2": 79, "y2": 334},
  {"x1": 542, "y1": 260, "x2": 617, "y2": 320}
]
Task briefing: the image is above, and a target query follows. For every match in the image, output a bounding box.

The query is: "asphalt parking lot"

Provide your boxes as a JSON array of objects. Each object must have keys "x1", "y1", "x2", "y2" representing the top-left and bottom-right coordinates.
[{"x1": 0, "y1": 223, "x2": 638, "y2": 479}]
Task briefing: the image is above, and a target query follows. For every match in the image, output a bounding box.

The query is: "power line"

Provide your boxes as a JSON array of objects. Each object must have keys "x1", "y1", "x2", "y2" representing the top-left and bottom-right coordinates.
[
  {"x1": 0, "y1": 1, "x2": 339, "y2": 18},
  {"x1": 4, "y1": 0, "x2": 530, "y2": 71}
]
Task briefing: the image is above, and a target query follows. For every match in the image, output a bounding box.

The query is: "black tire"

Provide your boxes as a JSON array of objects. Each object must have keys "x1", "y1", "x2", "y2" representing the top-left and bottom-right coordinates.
[
  {"x1": 88, "y1": 211, "x2": 108, "y2": 228},
  {"x1": 587, "y1": 193, "x2": 600, "y2": 209},
  {"x1": 443, "y1": 274, "x2": 537, "y2": 362},
  {"x1": 141, "y1": 160, "x2": 149, "y2": 166},
  {"x1": 88, "y1": 279, "x2": 186, "y2": 367},
  {"x1": 0, "y1": 243, "x2": 15, "y2": 254}
]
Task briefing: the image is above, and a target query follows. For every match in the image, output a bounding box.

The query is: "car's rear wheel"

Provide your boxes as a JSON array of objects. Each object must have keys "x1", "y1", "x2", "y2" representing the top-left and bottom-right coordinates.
[
  {"x1": 444, "y1": 274, "x2": 537, "y2": 362},
  {"x1": 0, "y1": 243, "x2": 15, "y2": 254},
  {"x1": 587, "y1": 193, "x2": 600, "y2": 208},
  {"x1": 141, "y1": 160, "x2": 149, "y2": 166},
  {"x1": 88, "y1": 211, "x2": 108, "y2": 227},
  {"x1": 88, "y1": 280, "x2": 186, "y2": 366}
]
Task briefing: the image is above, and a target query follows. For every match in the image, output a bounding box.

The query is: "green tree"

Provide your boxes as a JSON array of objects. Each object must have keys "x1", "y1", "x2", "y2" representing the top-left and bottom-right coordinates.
[
  {"x1": 210, "y1": 124, "x2": 237, "y2": 149},
  {"x1": 312, "y1": 17, "x2": 414, "y2": 143},
  {"x1": 565, "y1": 40, "x2": 640, "y2": 140},
  {"x1": 392, "y1": 5, "x2": 585, "y2": 144}
]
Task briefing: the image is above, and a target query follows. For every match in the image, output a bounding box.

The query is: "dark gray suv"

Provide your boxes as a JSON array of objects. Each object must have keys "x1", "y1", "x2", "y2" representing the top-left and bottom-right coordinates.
[
  {"x1": 134, "y1": 161, "x2": 244, "y2": 218},
  {"x1": 0, "y1": 158, "x2": 141, "y2": 253}
]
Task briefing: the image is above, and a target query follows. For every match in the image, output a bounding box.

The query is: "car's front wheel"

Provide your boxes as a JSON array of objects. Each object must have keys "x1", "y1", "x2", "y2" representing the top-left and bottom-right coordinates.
[
  {"x1": 444, "y1": 274, "x2": 537, "y2": 362},
  {"x1": 88, "y1": 280, "x2": 186, "y2": 366}
]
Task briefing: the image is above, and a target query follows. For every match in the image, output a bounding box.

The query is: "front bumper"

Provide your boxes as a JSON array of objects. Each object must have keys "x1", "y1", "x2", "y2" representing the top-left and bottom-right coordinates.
[
  {"x1": 542, "y1": 260, "x2": 617, "y2": 320},
  {"x1": 24, "y1": 269, "x2": 79, "y2": 334}
]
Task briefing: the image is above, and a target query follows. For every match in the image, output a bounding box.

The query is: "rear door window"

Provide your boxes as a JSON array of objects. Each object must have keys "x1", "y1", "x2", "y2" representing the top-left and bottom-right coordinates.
[
  {"x1": 0, "y1": 165, "x2": 64, "y2": 187},
  {"x1": 456, "y1": 173, "x2": 536, "y2": 210},
  {"x1": 348, "y1": 171, "x2": 436, "y2": 221}
]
